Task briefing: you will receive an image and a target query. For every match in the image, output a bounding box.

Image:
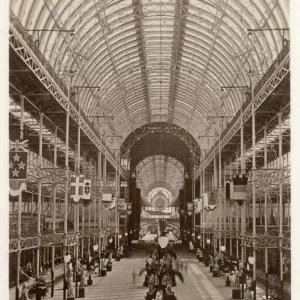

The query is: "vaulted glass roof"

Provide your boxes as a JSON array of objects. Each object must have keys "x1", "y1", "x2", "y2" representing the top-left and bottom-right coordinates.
[{"x1": 10, "y1": 0, "x2": 289, "y2": 145}]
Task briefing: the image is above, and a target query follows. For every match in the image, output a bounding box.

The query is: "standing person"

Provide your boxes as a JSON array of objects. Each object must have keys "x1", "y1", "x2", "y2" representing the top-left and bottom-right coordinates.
[
  {"x1": 132, "y1": 269, "x2": 136, "y2": 283},
  {"x1": 184, "y1": 263, "x2": 188, "y2": 273},
  {"x1": 179, "y1": 260, "x2": 184, "y2": 273}
]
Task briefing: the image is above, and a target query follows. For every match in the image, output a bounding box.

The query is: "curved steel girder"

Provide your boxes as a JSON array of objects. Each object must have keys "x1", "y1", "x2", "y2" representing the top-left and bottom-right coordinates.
[
  {"x1": 121, "y1": 122, "x2": 201, "y2": 166},
  {"x1": 12, "y1": 0, "x2": 289, "y2": 142},
  {"x1": 27, "y1": 7, "x2": 241, "y2": 118},
  {"x1": 135, "y1": 154, "x2": 185, "y2": 177},
  {"x1": 17, "y1": 0, "x2": 288, "y2": 86},
  {"x1": 150, "y1": 194, "x2": 169, "y2": 210},
  {"x1": 137, "y1": 159, "x2": 183, "y2": 190},
  {"x1": 144, "y1": 182, "x2": 178, "y2": 199}
]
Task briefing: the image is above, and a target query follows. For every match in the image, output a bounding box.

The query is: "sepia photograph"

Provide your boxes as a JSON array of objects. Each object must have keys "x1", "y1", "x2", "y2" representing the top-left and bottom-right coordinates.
[{"x1": 2, "y1": 0, "x2": 297, "y2": 299}]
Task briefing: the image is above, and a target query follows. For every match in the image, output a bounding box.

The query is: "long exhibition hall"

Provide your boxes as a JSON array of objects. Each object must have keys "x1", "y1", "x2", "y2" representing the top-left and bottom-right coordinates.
[{"x1": 8, "y1": 1, "x2": 291, "y2": 300}]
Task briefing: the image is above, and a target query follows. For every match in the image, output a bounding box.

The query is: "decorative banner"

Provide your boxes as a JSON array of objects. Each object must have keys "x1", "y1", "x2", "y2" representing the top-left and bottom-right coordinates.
[
  {"x1": 109, "y1": 197, "x2": 116, "y2": 210},
  {"x1": 126, "y1": 202, "x2": 132, "y2": 215},
  {"x1": 9, "y1": 140, "x2": 28, "y2": 196},
  {"x1": 101, "y1": 193, "x2": 112, "y2": 209},
  {"x1": 225, "y1": 180, "x2": 231, "y2": 200},
  {"x1": 83, "y1": 179, "x2": 91, "y2": 199},
  {"x1": 117, "y1": 198, "x2": 126, "y2": 211},
  {"x1": 232, "y1": 175, "x2": 248, "y2": 201},
  {"x1": 208, "y1": 191, "x2": 216, "y2": 205},
  {"x1": 202, "y1": 193, "x2": 216, "y2": 211},
  {"x1": 193, "y1": 199, "x2": 198, "y2": 212},
  {"x1": 187, "y1": 202, "x2": 193, "y2": 216},
  {"x1": 204, "y1": 205, "x2": 217, "y2": 211},
  {"x1": 70, "y1": 174, "x2": 85, "y2": 204},
  {"x1": 202, "y1": 193, "x2": 208, "y2": 207}
]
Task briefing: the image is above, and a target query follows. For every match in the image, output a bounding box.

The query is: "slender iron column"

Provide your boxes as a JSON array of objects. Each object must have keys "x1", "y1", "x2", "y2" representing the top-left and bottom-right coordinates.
[
  {"x1": 264, "y1": 124, "x2": 269, "y2": 298},
  {"x1": 252, "y1": 97, "x2": 257, "y2": 300},
  {"x1": 36, "y1": 112, "x2": 44, "y2": 279},
  {"x1": 98, "y1": 151, "x2": 102, "y2": 276}
]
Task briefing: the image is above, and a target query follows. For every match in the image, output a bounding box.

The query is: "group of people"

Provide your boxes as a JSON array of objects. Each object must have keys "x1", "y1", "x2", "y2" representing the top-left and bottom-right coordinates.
[{"x1": 200, "y1": 247, "x2": 255, "y2": 298}]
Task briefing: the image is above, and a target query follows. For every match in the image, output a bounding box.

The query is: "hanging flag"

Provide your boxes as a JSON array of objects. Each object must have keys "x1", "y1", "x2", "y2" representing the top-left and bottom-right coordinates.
[
  {"x1": 193, "y1": 199, "x2": 199, "y2": 212},
  {"x1": 193, "y1": 199, "x2": 202, "y2": 213},
  {"x1": 225, "y1": 180, "x2": 231, "y2": 200},
  {"x1": 126, "y1": 202, "x2": 132, "y2": 215},
  {"x1": 202, "y1": 193, "x2": 216, "y2": 211},
  {"x1": 9, "y1": 150, "x2": 28, "y2": 196},
  {"x1": 82, "y1": 179, "x2": 92, "y2": 207},
  {"x1": 83, "y1": 179, "x2": 91, "y2": 199},
  {"x1": 9, "y1": 140, "x2": 28, "y2": 197},
  {"x1": 102, "y1": 193, "x2": 113, "y2": 209},
  {"x1": 202, "y1": 193, "x2": 208, "y2": 207},
  {"x1": 117, "y1": 198, "x2": 126, "y2": 211},
  {"x1": 208, "y1": 191, "x2": 216, "y2": 205},
  {"x1": 109, "y1": 197, "x2": 116, "y2": 209},
  {"x1": 232, "y1": 175, "x2": 248, "y2": 201},
  {"x1": 70, "y1": 174, "x2": 85, "y2": 204},
  {"x1": 187, "y1": 202, "x2": 193, "y2": 216}
]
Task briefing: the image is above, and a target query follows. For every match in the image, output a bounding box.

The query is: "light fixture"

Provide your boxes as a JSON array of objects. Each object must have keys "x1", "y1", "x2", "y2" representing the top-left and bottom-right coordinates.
[
  {"x1": 109, "y1": 238, "x2": 113, "y2": 244},
  {"x1": 220, "y1": 245, "x2": 226, "y2": 252},
  {"x1": 125, "y1": 232, "x2": 128, "y2": 237},
  {"x1": 191, "y1": 232, "x2": 195, "y2": 237},
  {"x1": 130, "y1": 230, "x2": 132, "y2": 234},
  {"x1": 119, "y1": 234, "x2": 122, "y2": 239},
  {"x1": 197, "y1": 235, "x2": 201, "y2": 240},
  {"x1": 207, "y1": 238, "x2": 211, "y2": 244},
  {"x1": 187, "y1": 231, "x2": 190, "y2": 234},
  {"x1": 248, "y1": 256, "x2": 255, "y2": 265},
  {"x1": 93, "y1": 244, "x2": 98, "y2": 251},
  {"x1": 64, "y1": 254, "x2": 71, "y2": 263}
]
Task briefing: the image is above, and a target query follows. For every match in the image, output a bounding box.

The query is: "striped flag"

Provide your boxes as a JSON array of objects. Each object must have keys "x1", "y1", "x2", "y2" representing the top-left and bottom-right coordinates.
[{"x1": 70, "y1": 174, "x2": 85, "y2": 203}]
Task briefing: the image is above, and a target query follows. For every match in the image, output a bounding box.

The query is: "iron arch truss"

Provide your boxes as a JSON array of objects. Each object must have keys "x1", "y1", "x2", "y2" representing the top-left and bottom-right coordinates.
[{"x1": 122, "y1": 123, "x2": 201, "y2": 166}]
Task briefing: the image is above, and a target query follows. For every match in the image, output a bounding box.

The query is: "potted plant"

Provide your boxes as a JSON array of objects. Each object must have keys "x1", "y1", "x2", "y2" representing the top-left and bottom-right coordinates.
[{"x1": 29, "y1": 277, "x2": 48, "y2": 300}]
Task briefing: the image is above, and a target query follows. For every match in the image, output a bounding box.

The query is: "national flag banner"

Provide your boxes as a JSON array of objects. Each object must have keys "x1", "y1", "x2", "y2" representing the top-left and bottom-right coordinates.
[
  {"x1": 232, "y1": 175, "x2": 248, "y2": 200},
  {"x1": 208, "y1": 191, "x2": 216, "y2": 205},
  {"x1": 187, "y1": 202, "x2": 193, "y2": 216},
  {"x1": 70, "y1": 174, "x2": 85, "y2": 204},
  {"x1": 9, "y1": 151, "x2": 28, "y2": 196},
  {"x1": 109, "y1": 197, "x2": 116, "y2": 210},
  {"x1": 202, "y1": 193, "x2": 216, "y2": 211},
  {"x1": 9, "y1": 139, "x2": 28, "y2": 152},
  {"x1": 117, "y1": 198, "x2": 126, "y2": 211},
  {"x1": 193, "y1": 199, "x2": 199, "y2": 212},
  {"x1": 102, "y1": 193, "x2": 113, "y2": 203},
  {"x1": 202, "y1": 193, "x2": 208, "y2": 207},
  {"x1": 83, "y1": 179, "x2": 91, "y2": 199},
  {"x1": 225, "y1": 180, "x2": 231, "y2": 200},
  {"x1": 126, "y1": 202, "x2": 132, "y2": 215},
  {"x1": 193, "y1": 199, "x2": 202, "y2": 213}
]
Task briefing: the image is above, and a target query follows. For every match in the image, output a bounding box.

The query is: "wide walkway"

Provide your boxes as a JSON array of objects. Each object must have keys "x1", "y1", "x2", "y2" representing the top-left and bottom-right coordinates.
[{"x1": 15, "y1": 250, "x2": 270, "y2": 300}]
